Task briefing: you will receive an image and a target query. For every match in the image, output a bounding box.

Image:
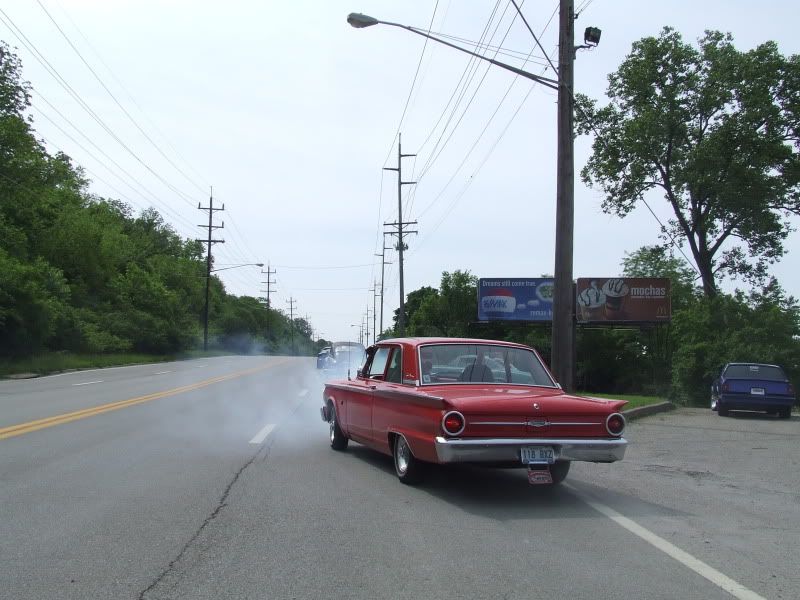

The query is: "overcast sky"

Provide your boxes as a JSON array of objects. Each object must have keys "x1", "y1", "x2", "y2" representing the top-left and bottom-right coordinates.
[{"x1": 2, "y1": 0, "x2": 798, "y2": 344}]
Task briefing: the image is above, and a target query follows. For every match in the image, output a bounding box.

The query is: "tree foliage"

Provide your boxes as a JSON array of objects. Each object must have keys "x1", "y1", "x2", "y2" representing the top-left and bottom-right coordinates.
[
  {"x1": 576, "y1": 28, "x2": 800, "y2": 297},
  {"x1": 0, "y1": 42, "x2": 313, "y2": 359}
]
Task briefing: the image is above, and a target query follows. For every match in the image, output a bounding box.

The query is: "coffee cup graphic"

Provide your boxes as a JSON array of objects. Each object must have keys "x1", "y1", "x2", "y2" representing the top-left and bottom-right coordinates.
[
  {"x1": 577, "y1": 281, "x2": 605, "y2": 321},
  {"x1": 481, "y1": 288, "x2": 517, "y2": 318},
  {"x1": 602, "y1": 278, "x2": 629, "y2": 319}
]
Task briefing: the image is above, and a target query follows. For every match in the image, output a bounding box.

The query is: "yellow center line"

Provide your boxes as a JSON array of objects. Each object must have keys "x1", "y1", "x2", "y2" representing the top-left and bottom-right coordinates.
[{"x1": 0, "y1": 359, "x2": 292, "y2": 441}]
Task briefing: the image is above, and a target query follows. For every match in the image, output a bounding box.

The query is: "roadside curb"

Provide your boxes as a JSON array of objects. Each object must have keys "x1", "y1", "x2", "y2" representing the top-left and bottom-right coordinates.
[
  {"x1": 4, "y1": 372, "x2": 40, "y2": 380},
  {"x1": 623, "y1": 401, "x2": 675, "y2": 421}
]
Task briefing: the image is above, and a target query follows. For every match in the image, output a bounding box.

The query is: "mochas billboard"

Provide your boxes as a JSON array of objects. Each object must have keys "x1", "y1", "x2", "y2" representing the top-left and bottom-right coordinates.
[{"x1": 576, "y1": 278, "x2": 671, "y2": 323}]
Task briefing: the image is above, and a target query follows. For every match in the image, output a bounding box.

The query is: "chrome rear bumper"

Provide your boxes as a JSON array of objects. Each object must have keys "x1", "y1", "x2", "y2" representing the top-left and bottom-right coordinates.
[{"x1": 434, "y1": 436, "x2": 627, "y2": 464}]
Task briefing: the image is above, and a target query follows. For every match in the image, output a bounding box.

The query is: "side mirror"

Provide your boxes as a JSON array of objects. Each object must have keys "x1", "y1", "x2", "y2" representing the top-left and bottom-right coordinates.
[{"x1": 356, "y1": 368, "x2": 364, "y2": 379}]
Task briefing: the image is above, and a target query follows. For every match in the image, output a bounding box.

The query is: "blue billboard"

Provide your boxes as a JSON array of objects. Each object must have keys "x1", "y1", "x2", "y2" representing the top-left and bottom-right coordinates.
[{"x1": 478, "y1": 278, "x2": 554, "y2": 322}]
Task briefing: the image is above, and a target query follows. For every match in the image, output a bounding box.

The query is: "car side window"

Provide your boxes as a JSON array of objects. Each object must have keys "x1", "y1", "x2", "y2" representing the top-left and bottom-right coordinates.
[
  {"x1": 368, "y1": 347, "x2": 391, "y2": 379},
  {"x1": 385, "y1": 347, "x2": 402, "y2": 383}
]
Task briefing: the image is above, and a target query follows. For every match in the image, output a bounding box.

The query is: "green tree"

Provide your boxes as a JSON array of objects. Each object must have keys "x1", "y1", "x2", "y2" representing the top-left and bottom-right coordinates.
[
  {"x1": 621, "y1": 245, "x2": 699, "y2": 311},
  {"x1": 576, "y1": 28, "x2": 800, "y2": 297},
  {"x1": 408, "y1": 271, "x2": 477, "y2": 337},
  {"x1": 391, "y1": 286, "x2": 438, "y2": 335}
]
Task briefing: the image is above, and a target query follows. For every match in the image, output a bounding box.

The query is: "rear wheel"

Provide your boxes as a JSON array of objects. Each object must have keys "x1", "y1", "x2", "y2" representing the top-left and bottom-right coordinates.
[
  {"x1": 549, "y1": 460, "x2": 571, "y2": 485},
  {"x1": 329, "y1": 404, "x2": 348, "y2": 451},
  {"x1": 393, "y1": 434, "x2": 424, "y2": 484}
]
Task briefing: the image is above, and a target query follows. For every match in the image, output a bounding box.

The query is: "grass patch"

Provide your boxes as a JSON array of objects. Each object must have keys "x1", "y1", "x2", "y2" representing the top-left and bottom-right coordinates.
[
  {"x1": 0, "y1": 353, "x2": 179, "y2": 378},
  {"x1": 0, "y1": 349, "x2": 255, "y2": 378},
  {"x1": 577, "y1": 392, "x2": 668, "y2": 410}
]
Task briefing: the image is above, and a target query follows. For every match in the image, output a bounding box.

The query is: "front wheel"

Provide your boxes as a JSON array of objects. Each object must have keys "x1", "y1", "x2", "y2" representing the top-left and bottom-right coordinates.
[
  {"x1": 718, "y1": 404, "x2": 729, "y2": 417},
  {"x1": 393, "y1": 434, "x2": 424, "y2": 484},
  {"x1": 329, "y1": 404, "x2": 348, "y2": 451},
  {"x1": 549, "y1": 460, "x2": 571, "y2": 485},
  {"x1": 778, "y1": 407, "x2": 792, "y2": 419}
]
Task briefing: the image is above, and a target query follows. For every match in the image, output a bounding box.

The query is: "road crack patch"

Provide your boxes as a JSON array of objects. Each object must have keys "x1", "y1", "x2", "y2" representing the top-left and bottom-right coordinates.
[{"x1": 136, "y1": 444, "x2": 269, "y2": 600}]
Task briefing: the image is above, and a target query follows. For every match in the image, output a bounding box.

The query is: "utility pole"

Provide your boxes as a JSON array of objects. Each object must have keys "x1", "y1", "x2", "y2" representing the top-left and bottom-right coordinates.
[
  {"x1": 374, "y1": 234, "x2": 392, "y2": 338},
  {"x1": 197, "y1": 188, "x2": 224, "y2": 351},
  {"x1": 370, "y1": 280, "x2": 379, "y2": 344},
  {"x1": 552, "y1": 0, "x2": 576, "y2": 392},
  {"x1": 383, "y1": 132, "x2": 417, "y2": 336},
  {"x1": 260, "y1": 262, "x2": 277, "y2": 348},
  {"x1": 365, "y1": 307, "x2": 371, "y2": 346},
  {"x1": 286, "y1": 297, "x2": 296, "y2": 355}
]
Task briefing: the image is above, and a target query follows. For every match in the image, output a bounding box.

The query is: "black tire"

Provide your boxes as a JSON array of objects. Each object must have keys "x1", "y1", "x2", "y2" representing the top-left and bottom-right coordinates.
[
  {"x1": 549, "y1": 460, "x2": 571, "y2": 485},
  {"x1": 778, "y1": 407, "x2": 792, "y2": 419},
  {"x1": 329, "y1": 404, "x2": 348, "y2": 451},
  {"x1": 393, "y1": 434, "x2": 424, "y2": 484},
  {"x1": 718, "y1": 404, "x2": 729, "y2": 417}
]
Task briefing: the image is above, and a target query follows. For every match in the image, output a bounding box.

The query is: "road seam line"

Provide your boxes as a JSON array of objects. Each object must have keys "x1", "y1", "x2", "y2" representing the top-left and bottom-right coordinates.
[
  {"x1": 567, "y1": 485, "x2": 766, "y2": 600},
  {"x1": 0, "y1": 360, "x2": 291, "y2": 441}
]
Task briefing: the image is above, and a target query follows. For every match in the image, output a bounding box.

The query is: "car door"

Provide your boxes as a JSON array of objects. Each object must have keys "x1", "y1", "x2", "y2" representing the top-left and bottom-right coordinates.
[
  {"x1": 370, "y1": 345, "x2": 405, "y2": 453},
  {"x1": 347, "y1": 346, "x2": 390, "y2": 443}
]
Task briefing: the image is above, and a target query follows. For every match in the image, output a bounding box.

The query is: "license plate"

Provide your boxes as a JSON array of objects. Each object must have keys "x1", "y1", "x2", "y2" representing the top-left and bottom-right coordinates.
[
  {"x1": 527, "y1": 467, "x2": 553, "y2": 485},
  {"x1": 520, "y1": 446, "x2": 555, "y2": 464},
  {"x1": 751, "y1": 387, "x2": 765, "y2": 395}
]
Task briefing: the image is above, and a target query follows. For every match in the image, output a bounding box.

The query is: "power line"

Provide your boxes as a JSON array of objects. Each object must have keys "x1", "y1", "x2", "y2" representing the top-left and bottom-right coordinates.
[
  {"x1": 0, "y1": 7, "x2": 201, "y2": 210},
  {"x1": 30, "y1": 102, "x2": 198, "y2": 235},
  {"x1": 413, "y1": 1, "x2": 524, "y2": 185},
  {"x1": 380, "y1": 0, "x2": 441, "y2": 168},
  {"x1": 50, "y1": 0, "x2": 211, "y2": 190},
  {"x1": 34, "y1": 0, "x2": 207, "y2": 198},
  {"x1": 413, "y1": 3, "x2": 558, "y2": 221}
]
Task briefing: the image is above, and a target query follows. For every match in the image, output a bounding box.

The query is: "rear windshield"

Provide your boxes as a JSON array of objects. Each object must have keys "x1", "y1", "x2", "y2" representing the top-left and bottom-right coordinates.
[
  {"x1": 724, "y1": 364, "x2": 787, "y2": 381},
  {"x1": 418, "y1": 344, "x2": 555, "y2": 387}
]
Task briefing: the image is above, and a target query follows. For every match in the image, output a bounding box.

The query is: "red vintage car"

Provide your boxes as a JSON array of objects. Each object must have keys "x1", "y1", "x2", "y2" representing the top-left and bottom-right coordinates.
[{"x1": 320, "y1": 337, "x2": 628, "y2": 485}]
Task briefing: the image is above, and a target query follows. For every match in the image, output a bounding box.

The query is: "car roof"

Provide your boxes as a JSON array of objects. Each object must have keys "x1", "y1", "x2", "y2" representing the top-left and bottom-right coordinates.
[
  {"x1": 725, "y1": 362, "x2": 782, "y2": 369},
  {"x1": 374, "y1": 337, "x2": 533, "y2": 350}
]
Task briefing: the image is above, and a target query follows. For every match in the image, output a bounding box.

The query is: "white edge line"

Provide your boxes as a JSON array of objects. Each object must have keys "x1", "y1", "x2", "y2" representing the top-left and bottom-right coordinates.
[
  {"x1": 567, "y1": 485, "x2": 767, "y2": 600},
  {"x1": 248, "y1": 424, "x2": 276, "y2": 445},
  {"x1": 72, "y1": 380, "x2": 104, "y2": 386}
]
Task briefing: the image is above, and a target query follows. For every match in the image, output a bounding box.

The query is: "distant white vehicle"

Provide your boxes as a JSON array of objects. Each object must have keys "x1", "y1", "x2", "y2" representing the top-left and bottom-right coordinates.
[{"x1": 321, "y1": 341, "x2": 366, "y2": 375}]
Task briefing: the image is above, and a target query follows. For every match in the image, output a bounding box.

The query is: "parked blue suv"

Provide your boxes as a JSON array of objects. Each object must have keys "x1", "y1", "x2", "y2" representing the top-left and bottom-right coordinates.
[{"x1": 711, "y1": 363, "x2": 795, "y2": 418}]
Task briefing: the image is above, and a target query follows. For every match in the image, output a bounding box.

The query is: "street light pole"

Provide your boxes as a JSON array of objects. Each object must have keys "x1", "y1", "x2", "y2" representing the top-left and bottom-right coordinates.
[
  {"x1": 348, "y1": 4, "x2": 586, "y2": 390},
  {"x1": 552, "y1": 0, "x2": 576, "y2": 391}
]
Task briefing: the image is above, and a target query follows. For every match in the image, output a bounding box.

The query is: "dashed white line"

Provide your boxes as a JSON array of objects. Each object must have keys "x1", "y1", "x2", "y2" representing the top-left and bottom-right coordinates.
[
  {"x1": 72, "y1": 380, "x2": 103, "y2": 386},
  {"x1": 154, "y1": 370, "x2": 172, "y2": 375},
  {"x1": 248, "y1": 424, "x2": 276, "y2": 445},
  {"x1": 569, "y1": 485, "x2": 766, "y2": 600},
  {"x1": 298, "y1": 388, "x2": 309, "y2": 397}
]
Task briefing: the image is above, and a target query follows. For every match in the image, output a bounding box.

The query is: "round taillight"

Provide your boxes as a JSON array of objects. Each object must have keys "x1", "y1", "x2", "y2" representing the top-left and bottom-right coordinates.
[
  {"x1": 442, "y1": 411, "x2": 465, "y2": 436},
  {"x1": 606, "y1": 413, "x2": 625, "y2": 436}
]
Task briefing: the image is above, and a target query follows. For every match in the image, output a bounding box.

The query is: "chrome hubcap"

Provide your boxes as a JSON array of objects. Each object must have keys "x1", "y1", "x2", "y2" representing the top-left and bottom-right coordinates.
[
  {"x1": 396, "y1": 437, "x2": 410, "y2": 474},
  {"x1": 330, "y1": 411, "x2": 336, "y2": 443}
]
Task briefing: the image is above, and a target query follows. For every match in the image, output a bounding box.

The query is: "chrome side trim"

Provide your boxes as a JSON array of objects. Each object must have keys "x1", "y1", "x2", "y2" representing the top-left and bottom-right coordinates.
[
  {"x1": 434, "y1": 436, "x2": 627, "y2": 464},
  {"x1": 470, "y1": 421, "x2": 602, "y2": 426}
]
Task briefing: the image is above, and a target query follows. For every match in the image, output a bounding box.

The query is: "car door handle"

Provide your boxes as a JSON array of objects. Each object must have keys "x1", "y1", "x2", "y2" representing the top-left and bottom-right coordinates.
[{"x1": 368, "y1": 385, "x2": 377, "y2": 390}]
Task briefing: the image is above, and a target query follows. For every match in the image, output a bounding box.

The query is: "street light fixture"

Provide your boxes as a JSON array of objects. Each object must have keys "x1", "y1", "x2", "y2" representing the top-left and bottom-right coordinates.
[
  {"x1": 346, "y1": 13, "x2": 559, "y2": 90},
  {"x1": 202, "y1": 262, "x2": 264, "y2": 351},
  {"x1": 347, "y1": 3, "x2": 593, "y2": 391}
]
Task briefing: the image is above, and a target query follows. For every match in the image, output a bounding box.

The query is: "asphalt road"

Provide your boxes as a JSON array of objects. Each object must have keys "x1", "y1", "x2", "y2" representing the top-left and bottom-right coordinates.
[{"x1": 1, "y1": 357, "x2": 797, "y2": 600}]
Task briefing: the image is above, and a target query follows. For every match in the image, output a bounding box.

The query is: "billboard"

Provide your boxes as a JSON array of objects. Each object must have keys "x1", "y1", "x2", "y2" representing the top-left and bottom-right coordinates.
[
  {"x1": 478, "y1": 278, "x2": 554, "y2": 322},
  {"x1": 576, "y1": 278, "x2": 671, "y2": 323}
]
